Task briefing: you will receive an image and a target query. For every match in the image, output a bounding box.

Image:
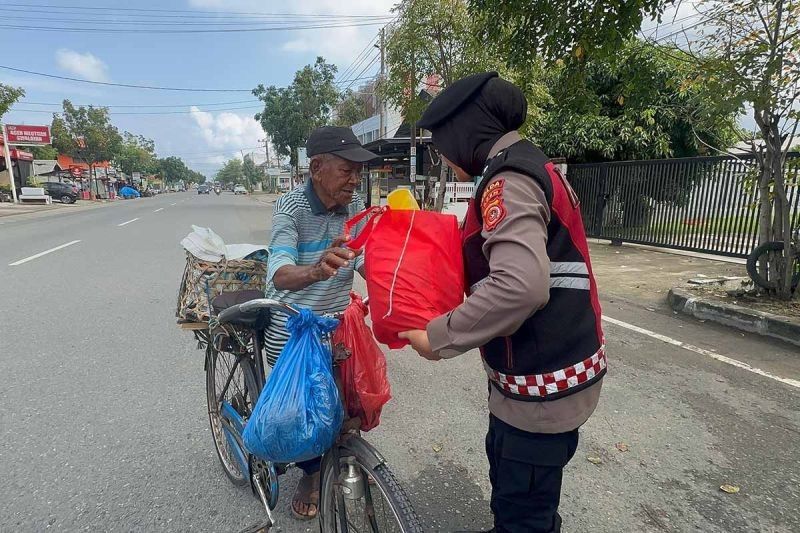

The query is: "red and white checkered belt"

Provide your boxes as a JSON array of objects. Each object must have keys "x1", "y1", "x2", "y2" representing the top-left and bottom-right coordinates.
[{"x1": 484, "y1": 346, "x2": 607, "y2": 398}]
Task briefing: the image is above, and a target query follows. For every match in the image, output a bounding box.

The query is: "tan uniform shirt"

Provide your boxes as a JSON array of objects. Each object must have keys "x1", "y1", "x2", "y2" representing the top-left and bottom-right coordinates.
[{"x1": 427, "y1": 131, "x2": 603, "y2": 434}]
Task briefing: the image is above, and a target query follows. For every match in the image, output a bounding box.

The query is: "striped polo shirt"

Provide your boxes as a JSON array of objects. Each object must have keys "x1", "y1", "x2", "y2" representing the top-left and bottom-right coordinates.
[{"x1": 263, "y1": 180, "x2": 365, "y2": 365}]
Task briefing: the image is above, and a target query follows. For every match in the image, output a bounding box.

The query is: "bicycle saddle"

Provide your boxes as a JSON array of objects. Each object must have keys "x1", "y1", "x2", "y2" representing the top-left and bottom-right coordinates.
[{"x1": 212, "y1": 290, "x2": 270, "y2": 329}]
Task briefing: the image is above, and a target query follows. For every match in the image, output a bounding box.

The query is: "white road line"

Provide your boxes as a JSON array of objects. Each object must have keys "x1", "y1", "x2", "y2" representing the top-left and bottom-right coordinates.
[
  {"x1": 170, "y1": 203, "x2": 177, "y2": 206},
  {"x1": 602, "y1": 316, "x2": 800, "y2": 389},
  {"x1": 153, "y1": 208, "x2": 164, "y2": 213},
  {"x1": 9, "y1": 240, "x2": 81, "y2": 266},
  {"x1": 117, "y1": 218, "x2": 140, "y2": 227}
]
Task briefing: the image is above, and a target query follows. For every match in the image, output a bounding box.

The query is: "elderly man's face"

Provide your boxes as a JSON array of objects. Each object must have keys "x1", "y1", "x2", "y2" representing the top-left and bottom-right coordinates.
[{"x1": 312, "y1": 154, "x2": 363, "y2": 207}]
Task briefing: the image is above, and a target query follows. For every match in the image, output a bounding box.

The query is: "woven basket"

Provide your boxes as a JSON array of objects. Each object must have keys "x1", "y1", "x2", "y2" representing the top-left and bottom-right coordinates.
[{"x1": 176, "y1": 252, "x2": 267, "y2": 323}]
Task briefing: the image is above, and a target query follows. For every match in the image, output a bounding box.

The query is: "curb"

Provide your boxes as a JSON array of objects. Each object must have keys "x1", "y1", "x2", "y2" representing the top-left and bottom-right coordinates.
[{"x1": 668, "y1": 288, "x2": 800, "y2": 347}]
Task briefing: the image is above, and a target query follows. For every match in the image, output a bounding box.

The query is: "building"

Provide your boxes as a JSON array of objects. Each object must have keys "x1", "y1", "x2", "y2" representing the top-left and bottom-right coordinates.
[{"x1": 0, "y1": 133, "x2": 34, "y2": 191}]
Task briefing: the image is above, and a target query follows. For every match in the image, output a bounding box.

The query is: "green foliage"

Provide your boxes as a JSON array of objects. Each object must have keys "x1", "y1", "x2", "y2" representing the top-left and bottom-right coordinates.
[
  {"x1": 469, "y1": 0, "x2": 672, "y2": 66},
  {"x1": 29, "y1": 145, "x2": 58, "y2": 160},
  {"x1": 51, "y1": 100, "x2": 123, "y2": 166},
  {"x1": 254, "y1": 57, "x2": 339, "y2": 166},
  {"x1": 115, "y1": 132, "x2": 159, "y2": 176},
  {"x1": 0, "y1": 84, "x2": 24, "y2": 119},
  {"x1": 157, "y1": 156, "x2": 193, "y2": 184},
  {"x1": 216, "y1": 158, "x2": 244, "y2": 186},
  {"x1": 380, "y1": 0, "x2": 497, "y2": 123},
  {"x1": 242, "y1": 154, "x2": 262, "y2": 189},
  {"x1": 534, "y1": 41, "x2": 740, "y2": 162},
  {"x1": 333, "y1": 89, "x2": 374, "y2": 127}
]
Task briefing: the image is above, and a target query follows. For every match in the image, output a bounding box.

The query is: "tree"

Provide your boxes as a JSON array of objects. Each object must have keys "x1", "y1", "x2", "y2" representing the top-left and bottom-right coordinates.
[
  {"x1": 674, "y1": 0, "x2": 800, "y2": 298},
  {"x1": 535, "y1": 40, "x2": 740, "y2": 162},
  {"x1": 242, "y1": 154, "x2": 262, "y2": 190},
  {"x1": 254, "y1": 57, "x2": 339, "y2": 169},
  {"x1": 333, "y1": 88, "x2": 374, "y2": 127},
  {"x1": 469, "y1": 0, "x2": 672, "y2": 66},
  {"x1": 0, "y1": 84, "x2": 24, "y2": 120},
  {"x1": 158, "y1": 156, "x2": 191, "y2": 184},
  {"x1": 51, "y1": 100, "x2": 123, "y2": 199},
  {"x1": 115, "y1": 132, "x2": 158, "y2": 176},
  {"x1": 216, "y1": 158, "x2": 244, "y2": 186},
  {"x1": 381, "y1": 0, "x2": 499, "y2": 210},
  {"x1": 30, "y1": 145, "x2": 59, "y2": 160}
]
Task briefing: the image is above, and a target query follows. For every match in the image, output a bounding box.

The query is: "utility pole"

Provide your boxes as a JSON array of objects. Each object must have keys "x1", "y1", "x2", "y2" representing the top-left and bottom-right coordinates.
[{"x1": 378, "y1": 27, "x2": 386, "y2": 140}]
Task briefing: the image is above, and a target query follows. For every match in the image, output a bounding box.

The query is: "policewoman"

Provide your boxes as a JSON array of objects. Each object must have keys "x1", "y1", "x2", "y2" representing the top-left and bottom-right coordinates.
[{"x1": 399, "y1": 72, "x2": 606, "y2": 533}]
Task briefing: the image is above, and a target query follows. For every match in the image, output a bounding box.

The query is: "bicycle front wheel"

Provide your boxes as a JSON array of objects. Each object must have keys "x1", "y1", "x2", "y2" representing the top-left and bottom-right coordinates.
[
  {"x1": 206, "y1": 343, "x2": 257, "y2": 486},
  {"x1": 319, "y1": 443, "x2": 424, "y2": 533}
]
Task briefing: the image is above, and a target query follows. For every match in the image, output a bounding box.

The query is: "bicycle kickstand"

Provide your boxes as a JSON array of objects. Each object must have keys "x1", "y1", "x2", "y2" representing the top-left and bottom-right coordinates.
[{"x1": 238, "y1": 477, "x2": 275, "y2": 533}]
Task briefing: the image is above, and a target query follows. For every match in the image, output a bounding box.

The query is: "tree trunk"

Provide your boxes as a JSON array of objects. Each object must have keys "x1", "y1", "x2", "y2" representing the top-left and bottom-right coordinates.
[{"x1": 433, "y1": 162, "x2": 449, "y2": 213}]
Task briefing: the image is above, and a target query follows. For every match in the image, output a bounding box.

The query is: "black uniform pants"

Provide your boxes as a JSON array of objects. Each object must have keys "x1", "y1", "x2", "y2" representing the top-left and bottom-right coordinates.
[{"x1": 486, "y1": 414, "x2": 579, "y2": 533}]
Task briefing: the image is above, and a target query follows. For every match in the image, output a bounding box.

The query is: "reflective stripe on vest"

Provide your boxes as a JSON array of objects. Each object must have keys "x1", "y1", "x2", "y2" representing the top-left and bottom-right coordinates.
[
  {"x1": 484, "y1": 346, "x2": 607, "y2": 398},
  {"x1": 470, "y1": 260, "x2": 592, "y2": 293}
]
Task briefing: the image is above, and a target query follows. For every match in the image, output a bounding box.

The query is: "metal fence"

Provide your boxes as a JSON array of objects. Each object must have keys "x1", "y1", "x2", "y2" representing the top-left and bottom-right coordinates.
[{"x1": 568, "y1": 153, "x2": 800, "y2": 258}]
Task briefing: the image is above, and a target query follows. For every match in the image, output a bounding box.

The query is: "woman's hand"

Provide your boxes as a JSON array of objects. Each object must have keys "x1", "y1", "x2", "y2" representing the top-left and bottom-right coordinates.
[{"x1": 398, "y1": 330, "x2": 442, "y2": 361}]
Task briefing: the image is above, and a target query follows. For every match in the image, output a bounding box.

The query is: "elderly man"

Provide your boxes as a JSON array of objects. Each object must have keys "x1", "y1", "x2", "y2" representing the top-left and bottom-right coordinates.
[{"x1": 263, "y1": 125, "x2": 376, "y2": 520}]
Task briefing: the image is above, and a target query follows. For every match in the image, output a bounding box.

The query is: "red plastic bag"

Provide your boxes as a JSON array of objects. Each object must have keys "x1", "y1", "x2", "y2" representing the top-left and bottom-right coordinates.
[
  {"x1": 333, "y1": 292, "x2": 392, "y2": 431},
  {"x1": 345, "y1": 206, "x2": 464, "y2": 348}
]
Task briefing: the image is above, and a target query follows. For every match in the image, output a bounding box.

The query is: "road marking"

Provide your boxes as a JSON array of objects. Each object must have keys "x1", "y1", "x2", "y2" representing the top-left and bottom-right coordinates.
[
  {"x1": 170, "y1": 202, "x2": 177, "y2": 206},
  {"x1": 602, "y1": 316, "x2": 800, "y2": 389},
  {"x1": 9, "y1": 240, "x2": 81, "y2": 266},
  {"x1": 153, "y1": 208, "x2": 164, "y2": 213},
  {"x1": 117, "y1": 218, "x2": 140, "y2": 227}
]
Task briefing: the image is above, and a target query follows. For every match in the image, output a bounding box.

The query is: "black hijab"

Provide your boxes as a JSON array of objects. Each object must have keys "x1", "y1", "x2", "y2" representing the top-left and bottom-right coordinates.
[{"x1": 422, "y1": 75, "x2": 528, "y2": 177}]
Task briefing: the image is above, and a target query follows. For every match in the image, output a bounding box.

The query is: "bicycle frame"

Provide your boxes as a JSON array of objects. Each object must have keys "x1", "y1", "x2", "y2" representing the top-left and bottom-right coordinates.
[{"x1": 211, "y1": 298, "x2": 385, "y2": 532}]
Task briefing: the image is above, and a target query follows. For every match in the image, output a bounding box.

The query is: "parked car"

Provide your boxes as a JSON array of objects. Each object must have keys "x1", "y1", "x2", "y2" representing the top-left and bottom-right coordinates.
[
  {"x1": 41, "y1": 182, "x2": 79, "y2": 204},
  {"x1": 197, "y1": 184, "x2": 210, "y2": 194},
  {"x1": 234, "y1": 185, "x2": 247, "y2": 195}
]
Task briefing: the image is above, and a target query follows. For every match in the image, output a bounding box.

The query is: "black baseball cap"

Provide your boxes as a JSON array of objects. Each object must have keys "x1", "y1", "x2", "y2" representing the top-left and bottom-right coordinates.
[{"x1": 306, "y1": 126, "x2": 378, "y2": 162}]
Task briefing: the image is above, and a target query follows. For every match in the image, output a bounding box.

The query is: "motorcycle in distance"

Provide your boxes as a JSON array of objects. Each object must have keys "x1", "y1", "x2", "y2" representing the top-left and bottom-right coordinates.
[{"x1": 214, "y1": 186, "x2": 221, "y2": 195}]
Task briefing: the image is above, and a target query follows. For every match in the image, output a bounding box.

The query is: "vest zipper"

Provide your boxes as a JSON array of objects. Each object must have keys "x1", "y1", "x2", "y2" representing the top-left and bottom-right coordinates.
[{"x1": 505, "y1": 337, "x2": 513, "y2": 369}]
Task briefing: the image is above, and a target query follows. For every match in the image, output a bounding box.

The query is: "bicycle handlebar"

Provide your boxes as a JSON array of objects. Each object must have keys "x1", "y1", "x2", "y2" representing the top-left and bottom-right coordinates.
[{"x1": 225, "y1": 295, "x2": 370, "y2": 322}]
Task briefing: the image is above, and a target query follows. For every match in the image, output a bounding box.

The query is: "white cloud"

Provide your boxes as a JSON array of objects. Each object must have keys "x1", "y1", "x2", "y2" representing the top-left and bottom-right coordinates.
[
  {"x1": 189, "y1": 106, "x2": 264, "y2": 153},
  {"x1": 55, "y1": 49, "x2": 110, "y2": 82}
]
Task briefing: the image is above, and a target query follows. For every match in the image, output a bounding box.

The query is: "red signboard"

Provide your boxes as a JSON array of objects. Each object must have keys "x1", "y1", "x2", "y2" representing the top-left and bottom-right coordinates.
[
  {"x1": 9, "y1": 148, "x2": 34, "y2": 161},
  {"x1": 4, "y1": 124, "x2": 51, "y2": 145}
]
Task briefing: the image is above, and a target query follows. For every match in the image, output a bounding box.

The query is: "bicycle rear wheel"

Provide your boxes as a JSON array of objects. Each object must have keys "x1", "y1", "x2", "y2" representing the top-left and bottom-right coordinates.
[
  {"x1": 319, "y1": 443, "x2": 424, "y2": 533},
  {"x1": 206, "y1": 343, "x2": 258, "y2": 485}
]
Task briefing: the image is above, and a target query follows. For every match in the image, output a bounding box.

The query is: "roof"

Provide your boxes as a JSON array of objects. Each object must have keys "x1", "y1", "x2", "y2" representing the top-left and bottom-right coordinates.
[
  {"x1": 57, "y1": 154, "x2": 110, "y2": 169},
  {"x1": 33, "y1": 159, "x2": 63, "y2": 175}
]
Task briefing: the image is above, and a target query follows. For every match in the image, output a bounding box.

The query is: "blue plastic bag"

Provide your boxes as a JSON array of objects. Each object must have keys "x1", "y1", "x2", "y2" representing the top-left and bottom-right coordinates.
[{"x1": 243, "y1": 308, "x2": 343, "y2": 463}]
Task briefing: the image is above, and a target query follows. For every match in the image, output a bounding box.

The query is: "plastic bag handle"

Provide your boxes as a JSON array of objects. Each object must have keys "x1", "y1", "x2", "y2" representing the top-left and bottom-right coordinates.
[{"x1": 344, "y1": 206, "x2": 386, "y2": 250}]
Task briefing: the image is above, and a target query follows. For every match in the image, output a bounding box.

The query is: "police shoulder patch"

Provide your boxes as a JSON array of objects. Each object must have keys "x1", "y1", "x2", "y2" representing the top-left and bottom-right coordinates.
[{"x1": 481, "y1": 178, "x2": 507, "y2": 231}]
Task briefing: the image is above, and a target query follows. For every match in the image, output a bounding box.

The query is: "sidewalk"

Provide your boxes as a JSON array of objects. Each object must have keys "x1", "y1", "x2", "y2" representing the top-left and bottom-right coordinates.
[{"x1": 0, "y1": 199, "x2": 121, "y2": 222}]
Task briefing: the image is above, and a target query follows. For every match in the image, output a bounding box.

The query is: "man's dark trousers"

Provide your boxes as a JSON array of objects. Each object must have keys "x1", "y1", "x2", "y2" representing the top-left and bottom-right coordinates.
[{"x1": 486, "y1": 414, "x2": 579, "y2": 533}]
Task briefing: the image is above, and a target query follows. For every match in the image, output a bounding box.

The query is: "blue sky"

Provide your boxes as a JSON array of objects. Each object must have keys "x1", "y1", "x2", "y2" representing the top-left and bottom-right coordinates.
[{"x1": 0, "y1": 0, "x2": 397, "y2": 175}]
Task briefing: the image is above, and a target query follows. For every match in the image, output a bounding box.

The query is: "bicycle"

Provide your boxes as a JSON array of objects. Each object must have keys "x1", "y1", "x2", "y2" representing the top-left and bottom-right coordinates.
[
  {"x1": 193, "y1": 290, "x2": 423, "y2": 533},
  {"x1": 746, "y1": 228, "x2": 800, "y2": 292}
]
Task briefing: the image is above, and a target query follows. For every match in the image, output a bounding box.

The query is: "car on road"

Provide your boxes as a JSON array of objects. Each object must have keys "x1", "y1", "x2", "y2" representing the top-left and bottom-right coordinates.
[
  {"x1": 41, "y1": 182, "x2": 79, "y2": 204},
  {"x1": 197, "y1": 184, "x2": 210, "y2": 194},
  {"x1": 234, "y1": 185, "x2": 247, "y2": 195}
]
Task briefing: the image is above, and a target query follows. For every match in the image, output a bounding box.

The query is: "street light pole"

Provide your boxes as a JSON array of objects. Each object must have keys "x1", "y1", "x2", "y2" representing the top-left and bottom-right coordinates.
[{"x1": 1, "y1": 124, "x2": 19, "y2": 203}]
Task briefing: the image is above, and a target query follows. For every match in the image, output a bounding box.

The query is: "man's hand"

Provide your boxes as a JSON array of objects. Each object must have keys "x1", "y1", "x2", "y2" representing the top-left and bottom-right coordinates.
[
  {"x1": 398, "y1": 329, "x2": 442, "y2": 361},
  {"x1": 311, "y1": 236, "x2": 363, "y2": 281}
]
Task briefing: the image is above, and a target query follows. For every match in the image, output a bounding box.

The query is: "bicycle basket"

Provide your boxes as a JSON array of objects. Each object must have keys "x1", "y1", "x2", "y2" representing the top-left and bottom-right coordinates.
[{"x1": 176, "y1": 252, "x2": 267, "y2": 324}]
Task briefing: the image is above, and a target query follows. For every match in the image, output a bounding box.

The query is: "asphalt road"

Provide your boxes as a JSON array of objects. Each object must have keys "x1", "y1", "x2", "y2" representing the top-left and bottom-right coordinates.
[{"x1": 1, "y1": 192, "x2": 798, "y2": 532}]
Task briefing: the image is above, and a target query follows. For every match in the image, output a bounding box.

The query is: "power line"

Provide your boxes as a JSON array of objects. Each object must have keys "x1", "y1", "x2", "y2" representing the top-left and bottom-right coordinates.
[
  {"x1": 341, "y1": 55, "x2": 380, "y2": 93},
  {"x1": 337, "y1": 32, "x2": 380, "y2": 84},
  {"x1": 11, "y1": 105, "x2": 264, "y2": 115},
  {"x1": 0, "y1": 13, "x2": 393, "y2": 26},
  {"x1": 0, "y1": 64, "x2": 251, "y2": 92},
  {"x1": 0, "y1": 20, "x2": 388, "y2": 34},
  {"x1": 0, "y1": 3, "x2": 393, "y2": 19},
  {"x1": 20, "y1": 99, "x2": 261, "y2": 108}
]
